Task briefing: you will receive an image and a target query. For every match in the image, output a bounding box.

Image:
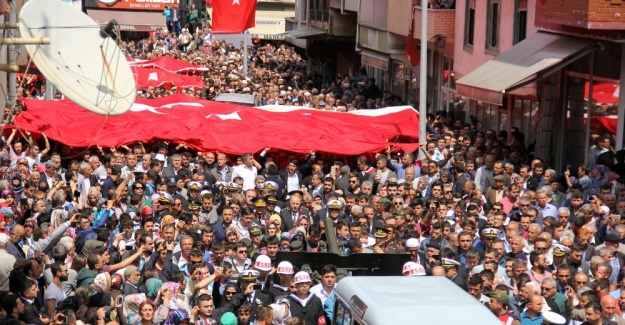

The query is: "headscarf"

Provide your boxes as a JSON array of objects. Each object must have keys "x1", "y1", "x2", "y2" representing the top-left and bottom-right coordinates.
[
  {"x1": 226, "y1": 225, "x2": 242, "y2": 241},
  {"x1": 269, "y1": 214, "x2": 282, "y2": 236},
  {"x1": 270, "y1": 300, "x2": 292, "y2": 325},
  {"x1": 123, "y1": 293, "x2": 146, "y2": 325},
  {"x1": 1, "y1": 190, "x2": 13, "y2": 199},
  {"x1": 9, "y1": 174, "x2": 22, "y2": 195},
  {"x1": 17, "y1": 166, "x2": 29, "y2": 179},
  {"x1": 164, "y1": 309, "x2": 190, "y2": 325},
  {"x1": 93, "y1": 272, "x2": 111, "y2": 292},
  {"x1": 157, "y1": 281, "x2": 187, "y2": 311},
  {"x1": 145, "y1": 278, "x2": 163, "y2": 300}
]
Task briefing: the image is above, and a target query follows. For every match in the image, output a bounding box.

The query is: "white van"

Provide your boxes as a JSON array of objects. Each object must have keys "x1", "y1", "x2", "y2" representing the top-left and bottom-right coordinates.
[{"x1": 333, "y1": 276, "x2": 501, "y2": 325}]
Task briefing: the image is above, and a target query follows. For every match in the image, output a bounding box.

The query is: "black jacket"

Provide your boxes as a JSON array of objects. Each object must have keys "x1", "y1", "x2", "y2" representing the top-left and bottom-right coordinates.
[
  {"x1": 19, "y1": 297, "x2": 45, "y2": 325},
  {"x1": 287, "y1": 292, "x2": 325, "y2": 325}
]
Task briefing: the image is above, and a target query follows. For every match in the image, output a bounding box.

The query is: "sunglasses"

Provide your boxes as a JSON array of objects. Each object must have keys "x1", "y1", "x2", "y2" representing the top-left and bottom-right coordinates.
[{"x1": 225, "y1": 291, "x2": 237, "y2": 295}]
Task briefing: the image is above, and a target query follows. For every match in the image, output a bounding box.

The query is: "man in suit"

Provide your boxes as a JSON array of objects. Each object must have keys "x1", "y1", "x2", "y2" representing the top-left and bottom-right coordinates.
[
  {"x1": 39, "y1": 160, "x2": 59, "y2": 191},
  {"x1": 210, "y1": 152, "x2": 233, "y2": 183},
  {"x1": 314, "y1": 198, "x2": 348, "y2": 225},
  {"x1": 19, "y1": 278, "x2": 47, "y2": 325},
  {"x1": 233, "y1": 270, "x2": 271, "y2": 323},
  {"x1": 7, "y1": 224, "x2": 25, "y2": 260},
  {"x1": 319, "y1": 200, "x2": 350, "y2": 227},
  {"x1": 170, "y1": 3, "x2": 181, "y2": 35},
  {"x1": 162, "y1": 154, "x2": 188, "y2": 179},
  {"x1": 279, "y1": 192, "x2": 310, "y2": 233},
  {"x1": 485, "y1": 175, "x2": 507, "y2": 205},
  {"x1": 442, "y1": 258, "x2": 467, "y2": 290},
  {"x1": 279, "y1": 160, "x2": 305, "y2": 195},
  {"x1": 601, "y1": 295, "x2": 625, "y2": 325}
]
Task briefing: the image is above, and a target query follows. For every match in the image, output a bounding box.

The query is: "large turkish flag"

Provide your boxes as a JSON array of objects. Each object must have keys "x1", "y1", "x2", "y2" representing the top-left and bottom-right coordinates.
[
  {"x1": 211, "y1": 0, "x2": 256, "y2": 34},
  {"x1": 16, "y1": 95, "x2": 420, "y2": 155}
]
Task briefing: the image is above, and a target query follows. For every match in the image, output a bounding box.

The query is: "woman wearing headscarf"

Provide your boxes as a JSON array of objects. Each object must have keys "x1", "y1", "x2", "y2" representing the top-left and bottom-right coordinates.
[
  {"x1": 288, "y1": 216, "x2": 310, "y2": 238},
  {"x1": 9, "y1": 173, "x2": 23, "y2": 198},
  {"x1": 0, "y1": 190, "x2": 17, "y2": 214},
  {"x1": 158, "y1": 279, "x2": 191, "y2": 314},
  {"x1": 145, "y1": 278, "x2": 163, "y2": 302},
  {"x1": 225, "y1": 225, "x2": 241, "y2": 243},
  {"x1": 264, "y1": 220, "x2": 279, "y2": 239},
  {"x1": 269, "y1": 215, "x2": 282, "y2": 236},
  {"x1": 92, "y1": 272, "x2": 111, "y2": 293},
  {"x1": 270, "y1": 299, "x2": 292, "y2": 325},
  {"x1": 164, "y1": 308, "x2": 191, "y2": 325}
]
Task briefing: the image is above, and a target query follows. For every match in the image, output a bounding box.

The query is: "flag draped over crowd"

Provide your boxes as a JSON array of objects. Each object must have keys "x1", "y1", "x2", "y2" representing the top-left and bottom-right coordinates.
[{"x1": 15, "y1": 95, "x2": 421, "y2": 155}]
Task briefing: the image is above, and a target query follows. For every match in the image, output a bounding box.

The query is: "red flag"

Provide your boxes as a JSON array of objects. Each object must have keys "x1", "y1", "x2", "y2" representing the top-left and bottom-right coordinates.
[
  {"x1": 405, "y1": 6, "x2": 420, "y2": 67},
  {"x1": 16, "y1": 95, "x2": 421, "y2": 155},
  {"x1": 212, "y1": 0, "x2": 256, "y2": 34}
]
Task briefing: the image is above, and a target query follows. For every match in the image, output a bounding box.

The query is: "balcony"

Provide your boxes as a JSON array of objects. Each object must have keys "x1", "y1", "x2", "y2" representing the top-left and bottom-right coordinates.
[
  {"x1": 537, "y1": 0, "x2": 625, "y2": 30},
  {"x1": 387, "y1": 0, "x2": 455, "y2": 43}
]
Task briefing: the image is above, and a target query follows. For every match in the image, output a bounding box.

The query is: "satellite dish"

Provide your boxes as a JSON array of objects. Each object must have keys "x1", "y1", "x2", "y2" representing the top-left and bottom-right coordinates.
[{"x1": 19, "y1": 0, "x2": 135, "y2": 115}]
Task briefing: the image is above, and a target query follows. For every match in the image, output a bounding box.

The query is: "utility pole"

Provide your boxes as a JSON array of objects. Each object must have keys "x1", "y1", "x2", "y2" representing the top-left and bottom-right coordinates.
[{"x1": 418, "y1": 0, "x2": 428, "y2": 159}]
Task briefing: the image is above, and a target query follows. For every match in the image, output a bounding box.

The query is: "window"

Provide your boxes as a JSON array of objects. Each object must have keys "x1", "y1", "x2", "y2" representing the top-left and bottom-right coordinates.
[
  {"x1": 514, "y1": 0, "x2": 528, "y2": 44},
  {"x1": 334, "y1": 301, "x2": 353, "y2": 325},
  {"x1": 485, "y1": 0, "x2": 501, "y2": 54},
  {"x1": 309, "y1": 0, "x2": 329, "y2": 22},
  {"x1": 463, "y1": 0, "x2": 476, "y2": 52}
]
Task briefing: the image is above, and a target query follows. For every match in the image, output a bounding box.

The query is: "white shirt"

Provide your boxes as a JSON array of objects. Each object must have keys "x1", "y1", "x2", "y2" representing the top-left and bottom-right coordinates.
[
  {"x1": 310, "y1": 283, "x2": 335, "y2": 305},
  {"x1": 232, "y1": 164, "x2": 257, "y2": 191},
  {"x1": 286, "y1": 173, "x2": 300, "y2": 193}
]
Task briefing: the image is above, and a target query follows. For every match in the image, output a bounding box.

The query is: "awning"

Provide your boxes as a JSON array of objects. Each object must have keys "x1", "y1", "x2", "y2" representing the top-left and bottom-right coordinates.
[
  {"x1": 88, "y1": 10, "x2": 166, "y2": 32},
  {"x1": 285, "y1": 27, "x2": 327, "y2": 38},
  {"x1": 361, "y1": 49, "x2": 389, "y2": 70},
  {"x1": 456, "y1": 32, "x2": 599, "y2": 105}
]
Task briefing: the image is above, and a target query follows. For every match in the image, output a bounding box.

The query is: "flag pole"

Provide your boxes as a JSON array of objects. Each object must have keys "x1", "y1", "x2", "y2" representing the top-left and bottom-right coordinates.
[
  {"x1": 418, "y1": 0, "x2": 428, "y2": 159},
  {"x1": 243, "y1": 30, "x2": 249, "y2": 76}
]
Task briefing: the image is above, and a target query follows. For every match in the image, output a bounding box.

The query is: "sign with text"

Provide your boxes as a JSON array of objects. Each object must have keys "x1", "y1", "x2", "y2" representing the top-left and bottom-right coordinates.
[{"x1": 84, "y1": 0, "x2": 179, "y2": 11}]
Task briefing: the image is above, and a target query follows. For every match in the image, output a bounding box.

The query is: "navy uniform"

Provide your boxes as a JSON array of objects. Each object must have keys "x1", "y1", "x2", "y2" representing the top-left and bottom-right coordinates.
[
  {"x1": 268, "y1": 261, "x2": 294, "y2": 302},
  {"x1": 155, "y1": 192, "x2": 174, "y2": 225},
  {"x1": 287, "y1": 272, "x2": 325, "y2": 325},
  {"x1": 229, "y1": 270, "x2": 271, "y2": 323},
  {"x1": 441, "y1": 258, "x2": 467, "y2": 290}
]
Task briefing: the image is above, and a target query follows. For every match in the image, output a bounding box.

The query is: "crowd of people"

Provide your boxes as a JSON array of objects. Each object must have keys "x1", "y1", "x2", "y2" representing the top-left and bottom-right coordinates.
[
  {"x1": 5, "y1": 11, "x2": 625, "y2": 325},
  {"x1": 0, "y1": 106, "x2": 621, "y2": 325}
]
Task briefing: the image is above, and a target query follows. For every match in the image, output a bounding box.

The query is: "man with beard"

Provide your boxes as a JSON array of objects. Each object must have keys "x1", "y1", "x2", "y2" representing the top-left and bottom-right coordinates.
[
  {"x1": 123, "y1": 265, "x2": 144, "y2": 295},
  {"x1": 529, "y1": 251, "x2": 552, "y2": 283},
  {"x1": 44, "y1": 262, "x2": 68, "y2": 318}
]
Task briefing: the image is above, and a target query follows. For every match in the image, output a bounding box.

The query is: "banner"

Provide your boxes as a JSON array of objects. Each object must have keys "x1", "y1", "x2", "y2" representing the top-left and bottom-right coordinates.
[
  {"x1": 84, "y1": 0, "x2": 177, "y2": 11},
  {"x1": 16, "y1": 95, "x2": 420, "y2": 155}
]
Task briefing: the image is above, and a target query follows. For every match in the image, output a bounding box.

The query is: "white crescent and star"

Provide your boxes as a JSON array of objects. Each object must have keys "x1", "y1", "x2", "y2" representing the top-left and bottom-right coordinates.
[{"x1": 232, "y1": 0, "x2": 240, "y2": 4}]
